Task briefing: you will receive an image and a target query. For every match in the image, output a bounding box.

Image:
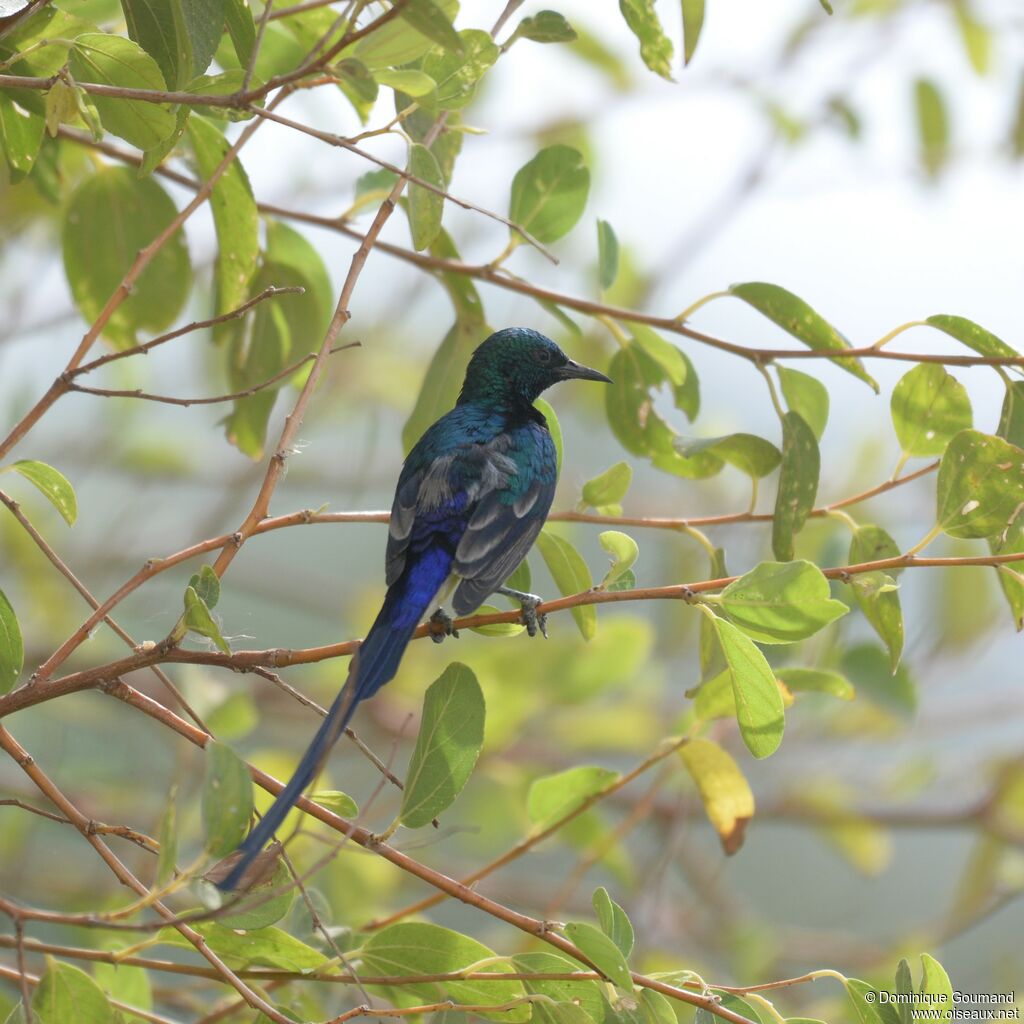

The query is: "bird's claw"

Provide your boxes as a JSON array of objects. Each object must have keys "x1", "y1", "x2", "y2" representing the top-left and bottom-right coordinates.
[
  {"x1": 498, "y1": 587, "x2": 548, "y2": 638},
  {"x1": 429, "y1": 607, "x2": 459, "y2": 644}
]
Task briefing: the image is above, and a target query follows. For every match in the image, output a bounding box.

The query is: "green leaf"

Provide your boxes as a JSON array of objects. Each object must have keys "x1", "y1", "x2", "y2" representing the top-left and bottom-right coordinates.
[
  {"x1": 206, "y1": 692, "x2": 257, "y2": 740},
  {"x1": 407, "y1": 143, "x2": 445, "y2": 251},
  {"x1": 891, "y1": 363, "x2": 972, "y2": 457},
  {"x1": 849, "y1": 525, "x2": 904, "y2": 669},
  {"x1": 527, "y1": 765, "x2": 619, "y2": 831},
  {"x1": 562, "y1": 921, "x2": 633, "y2": 989},
  {"x1": 598, "y1": 531, "x2": 638, "y2": 589},
  {"x1": 93, "y1": 957, "x2": 152, "y2": 1023},
  {"x1": 468, "y1": 604, "x2": 526, "y2": 637},
  {"x1": 920, "y1": 953, "x2": 953, "y2": 1019},
  {"x1": 618, "y1": 0, "x2": 673, "y2": 80},
  {"x1": 311, "y1": 790, "x2": 359, "y2": 818},
  {"x1": 0, "y1": 94, "x2": 44, "y2": 179},
  {"x1": 711, "y1": 615, "x2": 785, "y2": 758},
  {"x1": 421, "y1": 29, "x2": 497, "y2": 111},
  {"x1": 915, "y1": 78, "x2": 949, "y2": 178},
  {"x1": 998, "y1": 380, "x2": 1024, "y2": 448},
  {"x1": 0, "y1": 589, "x2": 24, "y2": 697},
  {"x1": 775, "y1": 667, "x2": 854, "y2": 700},
  {"x1": 62, "y1": 167, "x2": 191, "y2": 348},
  {"x1": 351, "y1": 0, "x2": 458, "y2": 68},
  {"x1": 399, "y1": 0, "x2": 463, "y2": 55},
  {"x1": 513, "y1": 952, "x2": 607, "y2": 1024},
  {"x1": 155, "y1": 789, "x2": 177, "y2": 886},
  {"x1": 373, "y1": 68, "x2": 437, "y2": 98},
  {"x1": 121, "y1": 0, "x2": 224, "y2": 90},
  {"x1": 772, "y1": 412, "x2": 820, "y2": 561},
  {"x1": 681, "y1": 0, "x2": 706, "y2": 65},
  {"x1": 777, "y1": 365, "x2": 829, "y2": 441},
  {"x1": 219, "y1": 860, "x2": 294, "y2": 930},
  {"x1": 361, "y1": 923, "x2": 531, "y2": 1022},
  {"x1": 953, "y1": 0, "x2": 990, "y2": 75},
  {"x1": 925, "y1": 314, "x2": 1018, "y2": 360},
  {"x1": 846, "y1": 979, "x2": 884, "y2": 1024},
  {"x1": 534, "y1": 397, "x2": 563, "y2": 475},
  {"x1": 730, "y1": 282, "x2": 877, "y2": 390},
  {"x1": 720, "y1": 560, "x2": 848, "y2": 644},
  {"x1": 841, "y1": 643, "x2": 916, "y2": 717},
  {"x1": 592, "y1": 886, "x2": 634, "y2": 957},
  {"x1": 187, "y1": 116, "x2": 258, "y2": 326},
  {"x1": 937, "y1": 430, "x2": 1024, "y2": 539},
  {"x1": 605, "y1": 337, "x2": 712, "y2": 478},
  {"x1": 675, "y1": 433, "x2": 781, "y2": 479},
  {"x1": 157, "y1": 921, "x2": 327, "y2": 971},
  {"x1": 33, "y1": 959, "x2": 114, "y2": 1024},
  {"x1": 70, "y1": 33, "x2": 177, "y2": 150},
  {"x1": 224, "y1": 223, "x2": 332, "y2": 456},
  {"x1": 8, "y1": 460, "x2": 77, "y2": 525},
  {"x1": 513, "y1": 11, "x2": 577, "y2": 45},
  {"x1": 187, "y1": 564, "x2": 220, "y2": 610},
  {"x1": 508, "y1": 144, "x2": 590, "y2": 246},
  {"x1": 991, "y1": 507, "x2": 1024, "y2": 631},
  {"x1": 401, "y1": 663, "x2": 485, "y2": 828},
  {"x1": 402, "y1": 232, "x2": 488, "y2": 452},
  {"x1": 680, "y1": 737, "x2": 755, "y2": 854},
  {"x1": 335, "y1": 57, "x2": 379, "y2": 122},
  {"x1": 536, "y1": 529, "x2": 596, "y2": 639},
  {"x1": 184, "y1": 586, "x2": 230, "y2": 654},
  {"x1": 224, "y1": 0, "x2": 256, "y2": 68},
  {"x1": 202, "y1": 740, "x2": 253, "y2": 857},
  {"x1": 582, "y1": 461, "x2": 632, "y2": 509},
  {"x1": 894, "y1": 958, "x2": 913, "y2": 1024},
  {"x1": 597, "y1": 218, "x2": 619, "y2": 290}
]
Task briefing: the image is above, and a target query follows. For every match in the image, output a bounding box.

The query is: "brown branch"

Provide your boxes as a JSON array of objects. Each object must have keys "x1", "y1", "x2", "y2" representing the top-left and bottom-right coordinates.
[
  {"x1": 247, "y1": 103, "x2": 557, "y2": 262},
  {"x1": 0, "y1": 726, "x2": 293, "y2": 1024},
  {"x1": 13, "y1": 539, "x2": 1024, "y2": 719},
  {"x1": 365, "y1": 737, "x2": 689, "y2": 931},
  {"x1": 58, "y1": 126, "x2": 1024, "y2": 371},
  {"x1": 0, "y1": 95, "x2": 275, "y2": 465},
  {"x1": 0, "y1": 962, "x2": 178, "y2": 1024},
  {"x1": 30, "y1": 460, "x2": 934, "y2": 685},
  {"x1": 0, "y1": 488, "x2": 208, "y2": 729},
  {"x1": 66, "y1": 341, "x2": 359, "y2": 407},
  {"x1": 95, "y1": 681, "x2": 760, "y2": 1024},
  {"x1": 0, "y1": 796, "x2": 157, "y2": 851},
  {"x1": 70, "y1": 285, "x2": 305, "y2": 378}
]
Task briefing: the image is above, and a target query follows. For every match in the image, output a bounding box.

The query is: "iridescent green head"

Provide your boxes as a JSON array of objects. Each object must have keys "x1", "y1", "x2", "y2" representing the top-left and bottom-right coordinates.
[{"x1": 458, "y1": 327, "x2": 611, "y2": 407}]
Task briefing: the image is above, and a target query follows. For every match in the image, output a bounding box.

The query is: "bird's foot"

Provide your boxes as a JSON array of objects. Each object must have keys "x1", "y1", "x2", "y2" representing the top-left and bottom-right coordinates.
[
  {"x1": 429, "y1": 607, "x2": 459, "y2": 644},
  {"x1": 497, "y1": 587, "x2": 548, "y2": 638}
]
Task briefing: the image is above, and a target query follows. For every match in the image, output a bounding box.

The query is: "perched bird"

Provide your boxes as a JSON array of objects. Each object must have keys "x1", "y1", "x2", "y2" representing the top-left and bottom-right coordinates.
[{"x1": 217, "y1": 327, "x2": 610, "y2": 891}]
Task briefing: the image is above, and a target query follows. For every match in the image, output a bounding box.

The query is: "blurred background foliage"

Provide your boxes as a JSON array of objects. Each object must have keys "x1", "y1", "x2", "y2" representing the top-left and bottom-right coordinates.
[{"x1": 1, "y1": 0, "x2": 1023, "y2": 1022}]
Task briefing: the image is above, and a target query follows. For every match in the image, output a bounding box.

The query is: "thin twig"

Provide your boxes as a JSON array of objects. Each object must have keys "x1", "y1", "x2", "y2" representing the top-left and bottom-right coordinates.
[{"x1": 66, "y1": 342, "x2": 359, "y2": 407}]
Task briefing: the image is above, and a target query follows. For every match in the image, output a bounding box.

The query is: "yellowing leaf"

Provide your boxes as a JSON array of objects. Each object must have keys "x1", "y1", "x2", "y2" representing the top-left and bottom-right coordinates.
[{"x1": 680, "y1": 737, "x2": 755, "y2": 854}]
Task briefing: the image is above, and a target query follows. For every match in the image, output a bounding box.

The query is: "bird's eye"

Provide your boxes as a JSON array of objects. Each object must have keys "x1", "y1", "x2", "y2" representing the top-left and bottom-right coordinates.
[{"x1": 536, "y1": 349, "x2": 552, "y2": 364}]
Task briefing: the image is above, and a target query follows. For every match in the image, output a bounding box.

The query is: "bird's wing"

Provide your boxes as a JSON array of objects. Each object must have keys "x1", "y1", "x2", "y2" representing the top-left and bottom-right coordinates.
[
  {"x1": 451, "y1": 429, "x2": 557, "y2": 615},
  {"x1": 384, "y1": 460, "x2": 424, "y2": 585},
  {"x1": 385, "y1": 423, "x2": 556, "y2": 611}
]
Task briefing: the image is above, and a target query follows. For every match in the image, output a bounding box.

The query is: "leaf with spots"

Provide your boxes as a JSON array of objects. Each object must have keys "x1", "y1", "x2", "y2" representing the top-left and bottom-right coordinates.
[
  {"x1": 772, "y1": 412, "x2": 820, "y2": 561},
  {"x1": 891, "y1": 364, "x2": 972, "y2": 457},
  {"x1": 937, "y1": 430, "x2": 1024, "y2": 540},
  {"x1": 730, "y1": 282, "x2": 877, "y2": 391}
]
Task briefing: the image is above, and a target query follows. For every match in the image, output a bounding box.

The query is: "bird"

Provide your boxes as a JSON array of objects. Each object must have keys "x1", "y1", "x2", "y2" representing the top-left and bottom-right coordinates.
[{"x1": 216, "y1": 327, "x2": 611, "y2": 891}]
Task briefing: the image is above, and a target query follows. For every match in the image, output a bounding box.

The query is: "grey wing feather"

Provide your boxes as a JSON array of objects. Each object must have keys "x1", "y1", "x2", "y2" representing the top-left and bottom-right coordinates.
[
  {"x1": 451, "y1": 477, "x2": 550, "y2": 615},
  {"x1": 385, "y1": 467, "x2": 422, "y2": 585}
]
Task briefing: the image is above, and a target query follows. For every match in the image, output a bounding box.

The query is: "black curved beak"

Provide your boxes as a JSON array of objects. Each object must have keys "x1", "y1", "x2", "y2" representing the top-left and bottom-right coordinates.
[{"x1": 559, "y1": 359, "x2": 612, "y2": 384}]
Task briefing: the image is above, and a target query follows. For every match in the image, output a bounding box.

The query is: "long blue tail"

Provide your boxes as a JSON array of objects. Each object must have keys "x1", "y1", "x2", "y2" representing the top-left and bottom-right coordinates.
[{"x1": 217, "y1": 547, "x2": 452, "y2": 891}]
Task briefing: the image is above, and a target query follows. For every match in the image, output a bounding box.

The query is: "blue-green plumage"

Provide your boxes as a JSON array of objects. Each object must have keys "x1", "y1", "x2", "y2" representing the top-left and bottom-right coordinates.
[{"x1": 217, "y1": 328, "x2": 610, "y2": 890}]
